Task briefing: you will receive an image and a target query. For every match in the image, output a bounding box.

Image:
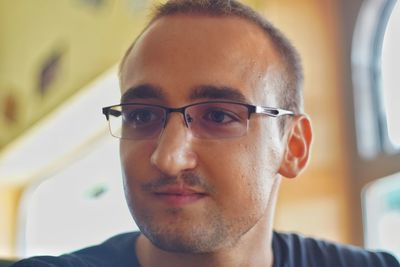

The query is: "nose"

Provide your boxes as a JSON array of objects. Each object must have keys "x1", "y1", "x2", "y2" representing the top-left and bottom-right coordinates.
[{"x1": 150, "y1": 113, "x2": 198, "y2": 176}]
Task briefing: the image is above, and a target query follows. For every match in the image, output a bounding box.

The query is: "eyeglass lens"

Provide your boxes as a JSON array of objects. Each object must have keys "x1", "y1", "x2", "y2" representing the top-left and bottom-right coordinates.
[{"x1": 107, "y1": 102, "x2": 249, "y2": 140}]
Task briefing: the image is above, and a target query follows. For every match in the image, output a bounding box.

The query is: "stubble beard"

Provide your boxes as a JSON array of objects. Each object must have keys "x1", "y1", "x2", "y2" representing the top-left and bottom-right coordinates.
[
  {"x1": 134, "y1": 204, "x2": 230, "y2": 253},
  {"x1": 132, "y1": 200, "x2": 265, "y2": 254},
  {"x1": 127, "y1": 172, "x2": 234, "y2": 253}
]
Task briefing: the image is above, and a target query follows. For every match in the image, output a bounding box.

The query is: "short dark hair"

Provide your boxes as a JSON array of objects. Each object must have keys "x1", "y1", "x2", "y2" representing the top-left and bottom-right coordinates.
[{"x1": 120, "y1": 0, "x2": 304, "y2": 118}]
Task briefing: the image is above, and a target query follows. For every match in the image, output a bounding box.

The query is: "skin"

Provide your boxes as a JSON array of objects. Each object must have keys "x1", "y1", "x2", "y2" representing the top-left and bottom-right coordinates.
[{"x1": 119, "y1": 14, "x2": 312, "y2": 267}]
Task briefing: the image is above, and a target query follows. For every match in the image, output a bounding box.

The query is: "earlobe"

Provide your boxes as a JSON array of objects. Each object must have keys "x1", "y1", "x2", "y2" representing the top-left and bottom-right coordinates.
[{"x1": 278, "y1": 115, "x2": 312, "y2": 178}]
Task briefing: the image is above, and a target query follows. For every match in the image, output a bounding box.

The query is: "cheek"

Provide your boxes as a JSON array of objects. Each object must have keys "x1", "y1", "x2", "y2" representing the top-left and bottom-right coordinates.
[
  {"x1": 120, "y1": 140, "x2": 156, "y2": 185},
  {"x1": 200, "y1": 137, "x2": 278, "y2": 214},
  {"x1": 120, "y1": 140, "x2": 158, "y2": 217}
]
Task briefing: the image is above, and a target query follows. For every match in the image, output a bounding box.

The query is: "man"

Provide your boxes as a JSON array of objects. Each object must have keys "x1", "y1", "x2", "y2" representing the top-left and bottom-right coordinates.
[{"x1": 13, "y1": 0, "x2": 399, "y2": 266}]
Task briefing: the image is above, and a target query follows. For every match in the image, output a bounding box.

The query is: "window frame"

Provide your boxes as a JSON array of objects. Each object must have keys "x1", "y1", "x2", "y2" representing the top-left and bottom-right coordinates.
[{"x1": 352, "y1": 0, "x2": 399, "y2": 159}]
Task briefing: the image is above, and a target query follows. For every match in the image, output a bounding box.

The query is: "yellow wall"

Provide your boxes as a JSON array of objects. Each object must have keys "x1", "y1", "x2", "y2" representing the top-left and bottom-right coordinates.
[{"x1": 0, "y1": 185, "x2": 23, "y2": 259}]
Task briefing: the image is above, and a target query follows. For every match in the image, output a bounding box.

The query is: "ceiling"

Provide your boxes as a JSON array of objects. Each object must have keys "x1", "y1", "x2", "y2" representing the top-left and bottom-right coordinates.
[{"x1": 0, "y1": 0, "x2": 151, "y2": 150}]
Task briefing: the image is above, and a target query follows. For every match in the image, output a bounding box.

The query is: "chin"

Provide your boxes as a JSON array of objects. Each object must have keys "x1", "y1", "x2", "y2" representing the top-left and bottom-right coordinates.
[
  {"x1": 146, "y1": 229, "x2": 227, "y2": 254},
  {"x1": 136, "y1": 214, "x2": 229, "y2": 254}
]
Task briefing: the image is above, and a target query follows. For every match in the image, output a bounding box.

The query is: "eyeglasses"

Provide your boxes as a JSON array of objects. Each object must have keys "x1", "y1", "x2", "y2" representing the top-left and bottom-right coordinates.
[{"x1": 102, "y1": 101, "x2": 294, "y2": 140}]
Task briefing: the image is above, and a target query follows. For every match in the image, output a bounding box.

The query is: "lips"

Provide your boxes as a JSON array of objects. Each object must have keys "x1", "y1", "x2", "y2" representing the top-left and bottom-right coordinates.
[{"x1": 152, "y1": 185, "x2": 208, "y2": 206}]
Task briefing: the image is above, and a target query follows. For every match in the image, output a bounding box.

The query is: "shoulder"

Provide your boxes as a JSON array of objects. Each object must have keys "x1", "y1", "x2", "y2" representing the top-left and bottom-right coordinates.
[
  {"x1": 273, "y1": 231, "x2": 400, "y2": 267},
  {"x1": 10, "y1": 255, "x2": 90, "y2": 267},
  {"x1": 11, "y1": 232, "x2": 141, "y2": 267}
]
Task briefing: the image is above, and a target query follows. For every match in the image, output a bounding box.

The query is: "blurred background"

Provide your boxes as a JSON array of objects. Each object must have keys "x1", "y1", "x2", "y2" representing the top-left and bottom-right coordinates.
[{"x1": 0, "y1": 0, "x2": 399, "y2": 263}]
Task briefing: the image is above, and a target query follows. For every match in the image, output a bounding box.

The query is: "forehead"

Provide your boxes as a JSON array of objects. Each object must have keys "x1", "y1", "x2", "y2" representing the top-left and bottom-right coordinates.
[{"x1": 120, "y1": 15, "x2": 283, "y2": 105}]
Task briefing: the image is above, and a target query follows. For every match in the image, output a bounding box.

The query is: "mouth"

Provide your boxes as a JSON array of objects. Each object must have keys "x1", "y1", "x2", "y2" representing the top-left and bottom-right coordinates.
[{"x1": 152, "y1": 186, "x2": 208, "y2": 206}]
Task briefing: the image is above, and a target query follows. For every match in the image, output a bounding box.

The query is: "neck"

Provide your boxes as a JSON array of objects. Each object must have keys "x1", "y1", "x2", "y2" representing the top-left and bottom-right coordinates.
[{"x1": 135, "y1": 178, "x2": 281, "y2": 267}]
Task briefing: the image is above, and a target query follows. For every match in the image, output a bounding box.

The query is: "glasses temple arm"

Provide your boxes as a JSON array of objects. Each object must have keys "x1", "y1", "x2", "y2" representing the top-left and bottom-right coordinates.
[{"x1": 255, "y1": 106, "x2": 294, "y2": 117}]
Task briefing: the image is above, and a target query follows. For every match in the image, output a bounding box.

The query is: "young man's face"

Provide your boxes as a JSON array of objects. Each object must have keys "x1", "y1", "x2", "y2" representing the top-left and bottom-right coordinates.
[{"x1": 119, "y1": 15, "x2": 287, "y2": 253}]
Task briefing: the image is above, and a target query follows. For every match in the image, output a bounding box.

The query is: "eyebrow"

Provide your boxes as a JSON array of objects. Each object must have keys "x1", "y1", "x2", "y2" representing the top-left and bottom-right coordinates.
[
  {"x1": 121, "y1": 84, "x2": 249, "y2": 104},
  {"x1": 121, "y1": 84, "x2": 165, "y2": 103},
  {"x1": 189, "y1": 85, "x2": 248, "y2": 103}
]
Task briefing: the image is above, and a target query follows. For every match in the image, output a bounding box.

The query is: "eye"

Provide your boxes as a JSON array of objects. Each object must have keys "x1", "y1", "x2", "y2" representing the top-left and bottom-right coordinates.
[
  {"x1": 203, "y1": 109, "x2": 239, "y2": 124},
  {"x1": 124, "y1": 109, "x2": 159, "y2": 125}
]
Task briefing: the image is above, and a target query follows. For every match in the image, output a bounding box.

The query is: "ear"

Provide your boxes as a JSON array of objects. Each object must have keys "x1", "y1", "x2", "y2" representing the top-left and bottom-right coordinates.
[{"x1": 278, "y1": 115, "x2": 312, "y2": 178}]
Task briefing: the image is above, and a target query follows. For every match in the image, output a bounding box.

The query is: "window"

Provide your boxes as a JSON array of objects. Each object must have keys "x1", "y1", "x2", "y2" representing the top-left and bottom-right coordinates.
[
  {"x1": 381, "y1": 1, "x2": 400, "y2": 148},
  {"x1": 363, "y1": 172, "x2": 400, "y2": 260},
  {"x1": 352, "y1": 0, "x2": 399, "y2": 158},
  {"x1": 18, "y1": 136, "x2": 136, "y2": 257}
]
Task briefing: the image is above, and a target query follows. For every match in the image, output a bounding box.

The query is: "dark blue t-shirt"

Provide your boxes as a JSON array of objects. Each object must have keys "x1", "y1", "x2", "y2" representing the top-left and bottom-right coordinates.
[{"x1": 12, "y1": 231, "x2": 400, "y2": 267}]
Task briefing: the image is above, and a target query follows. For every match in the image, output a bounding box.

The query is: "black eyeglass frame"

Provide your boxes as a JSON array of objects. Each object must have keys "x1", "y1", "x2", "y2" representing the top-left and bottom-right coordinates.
[
  {"x1": 102, "y1": 101, "x2": 295, "y2": 139},
  {"x1": 103, "y1": 100, "x2": 293, "y2": 120}
]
